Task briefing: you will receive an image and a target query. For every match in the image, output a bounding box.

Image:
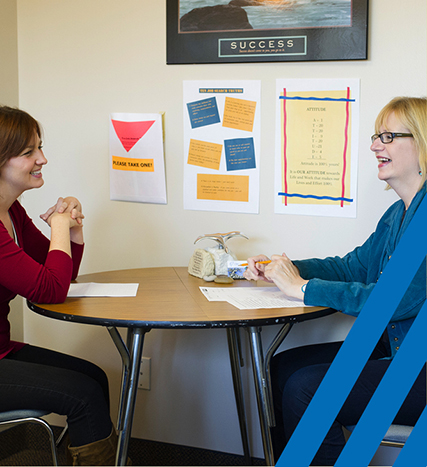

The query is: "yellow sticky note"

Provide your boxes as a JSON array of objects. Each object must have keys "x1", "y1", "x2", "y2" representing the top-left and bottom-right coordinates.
[
  {"x1": 112, "y1": 156, "x2": 154, "y2": 172},
  {"x1": 187, "y1": 139, "x2": 223, "y2": 170},
  {"x1": 222, "y1": 97, "x2": 257, "y2": 132},
  {"x1": 197, "y1": 174, "x2": 249, "y2": 202}
]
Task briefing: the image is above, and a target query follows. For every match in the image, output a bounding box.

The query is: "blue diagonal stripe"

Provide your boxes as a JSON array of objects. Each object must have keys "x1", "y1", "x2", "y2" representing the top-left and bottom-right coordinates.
[
  {"x1": 276, "y1": 195, "x2": 427, "y2": 467},
  {"x1": 394, "y1": 406, "x2": 427, "y2": 466},
  {"x1": 335, "y1": 300, "x2": 427, "y2": 466}
]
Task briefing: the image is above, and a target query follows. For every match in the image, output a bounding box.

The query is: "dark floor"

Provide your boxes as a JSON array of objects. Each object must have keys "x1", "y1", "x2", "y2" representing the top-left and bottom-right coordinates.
[{"x1": 0, "y1": 424, "x2": 265, "y2": 466}]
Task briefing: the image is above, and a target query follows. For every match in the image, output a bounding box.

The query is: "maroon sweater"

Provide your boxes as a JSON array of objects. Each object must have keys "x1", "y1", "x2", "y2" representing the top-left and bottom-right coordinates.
[{"x1": 0, "y1": 201, "x2": 84, "y2": 359}]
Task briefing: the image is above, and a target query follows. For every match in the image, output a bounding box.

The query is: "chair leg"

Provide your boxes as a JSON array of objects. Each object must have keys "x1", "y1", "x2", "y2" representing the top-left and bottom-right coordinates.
[
  {"x1": 31, "y1": 418, "x2": 59, "y2": 466},
  {"x1": 56, "y1": 423, "x2": 68, "y2": 447},
  {"x1": 0, "y1": 413, "x2": 59, "y2": 466}
]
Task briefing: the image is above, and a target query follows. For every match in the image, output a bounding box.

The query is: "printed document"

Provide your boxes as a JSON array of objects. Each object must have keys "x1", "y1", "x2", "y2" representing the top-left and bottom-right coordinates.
[{"x1": 199, "y1": 286, "x2": 307, "y2": 310}]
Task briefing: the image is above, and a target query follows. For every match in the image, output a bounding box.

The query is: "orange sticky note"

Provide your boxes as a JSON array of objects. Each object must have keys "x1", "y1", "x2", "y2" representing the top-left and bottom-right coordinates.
[
  {"x1": 187, "y1": 139, "x2": 223, "y2": 170},
  {"x1": 112, "y1": 156, "x2": 154, "y2": 172},
  {"x1": 222, "y1": 97, "x2": 257, "y2": 132},
  {"x1": 197, "y1": 174, "x2": 249, "y2": 202}
]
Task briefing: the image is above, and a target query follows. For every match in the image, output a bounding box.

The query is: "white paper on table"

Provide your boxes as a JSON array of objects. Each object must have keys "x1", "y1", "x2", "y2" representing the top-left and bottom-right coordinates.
[
  {"x1": 199, "y1": 286, "x2": 229, "y2": 301},
  {"x1": 199, "y1": 286, "x2": 307, "y2": 310},
  {"x1": 109, "y1": 112, "x2": 167, "y2": 204},
  {"x1": 68, "y1": 283, "x2": 139, "y2": 298}
]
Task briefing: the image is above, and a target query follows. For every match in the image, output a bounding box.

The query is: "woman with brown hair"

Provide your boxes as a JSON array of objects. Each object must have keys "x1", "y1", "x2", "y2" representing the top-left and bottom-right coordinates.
[{"x1": 0, "y1": 106, "x2": 117, "y2": 465}]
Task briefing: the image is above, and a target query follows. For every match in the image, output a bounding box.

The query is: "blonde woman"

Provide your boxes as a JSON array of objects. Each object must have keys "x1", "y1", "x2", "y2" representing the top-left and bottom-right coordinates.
[{"x1": 245, "y1": 97, "x2": 427, "y2": 465}]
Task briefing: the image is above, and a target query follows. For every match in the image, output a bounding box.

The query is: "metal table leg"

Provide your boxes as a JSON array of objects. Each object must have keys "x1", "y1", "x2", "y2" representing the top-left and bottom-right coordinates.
[
  {"x1": 107, "y1": 326, "x2": 146, "y2": 466},
  {"x1": 246, "y1": 323, "x2": 294, "y2": 466},
  {"x1": 227, "y1": 327, "x2": 252, "y2": 465},
  {"x1": 247, "y1": 326, "x2": 274, "y2": 466},
  {"x1": 106, "y1": 322, "x2": 293, "y2": 467},
  {"x1": 107, "y1": 327, "x2": 130, "y2": 432},
  {"x1": 264, "y1": 323, "x2": 293, "y2": 428}
]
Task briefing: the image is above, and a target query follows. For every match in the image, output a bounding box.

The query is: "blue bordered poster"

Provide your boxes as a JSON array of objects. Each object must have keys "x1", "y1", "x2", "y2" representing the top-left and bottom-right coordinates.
[{"x1": 274, "y1": 79, "x2": 360, "y2": 217}]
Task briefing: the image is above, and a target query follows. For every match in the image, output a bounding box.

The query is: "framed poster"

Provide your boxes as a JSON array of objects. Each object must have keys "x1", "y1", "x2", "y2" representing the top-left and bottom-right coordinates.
[{"x1": 167, "y1": 0, "x2": 368, "y2": 64}]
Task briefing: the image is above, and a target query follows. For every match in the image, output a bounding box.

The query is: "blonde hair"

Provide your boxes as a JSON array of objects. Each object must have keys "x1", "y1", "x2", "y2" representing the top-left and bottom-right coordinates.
[{"x1": 375, "y1": 97, "x2": 427, "y2": 191}]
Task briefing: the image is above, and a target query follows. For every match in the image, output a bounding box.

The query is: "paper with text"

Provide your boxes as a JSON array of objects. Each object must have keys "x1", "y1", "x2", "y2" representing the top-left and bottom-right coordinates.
[
  {"x1": 197, "y1": 174, "x2": 249, "y2": 202},
  {"x1": 110, "y1": 113, "x2": 167, "y2": 204},
  {"x1": 199, "y1": 286, "x2": 307, "y2": 310},
  {"x1": 184, "y1": 80, "x2": 261, "y2": 213},
  {"x1": 275, "y1": 79, "x2": 359, "y2": 217}
]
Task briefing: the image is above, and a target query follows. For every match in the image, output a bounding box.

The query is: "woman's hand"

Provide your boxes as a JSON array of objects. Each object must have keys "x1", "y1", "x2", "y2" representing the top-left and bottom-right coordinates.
[
  {"x1": 40, "y1": 197, "x2": 84, "y2": 228},
  {"x1": 243, "y1": 254, "x2": 273, "y2": 282},
  {"x1": 41, "y1": 197, "x2": 84, "y2": 245},
  {"x1": 264, "y1": 253, "x2": 307, "y2": 300}
]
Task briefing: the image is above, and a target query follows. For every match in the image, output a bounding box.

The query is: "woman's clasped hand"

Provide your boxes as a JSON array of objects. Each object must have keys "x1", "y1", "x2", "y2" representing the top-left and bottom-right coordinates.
[{"x1": 40, "y1": 196, "x2": 85, "y2": 232}]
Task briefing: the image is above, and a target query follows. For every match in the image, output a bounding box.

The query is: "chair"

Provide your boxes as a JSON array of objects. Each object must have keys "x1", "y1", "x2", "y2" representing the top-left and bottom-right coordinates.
[
  {"x1": 0, "y1": 409, "x2": 64, "y2": 465},
  {"x1": 346, "y1": 423, "x2": 413, "y2": 448}
]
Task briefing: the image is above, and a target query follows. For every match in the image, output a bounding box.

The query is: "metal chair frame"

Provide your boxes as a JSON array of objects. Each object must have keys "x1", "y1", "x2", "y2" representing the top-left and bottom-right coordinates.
[
  {"x1": 345, "y1": 423, "x2": 413, "y2": 449},
  {"x1": 0, "y1": 410, "x2": 67, "y2": 466}
]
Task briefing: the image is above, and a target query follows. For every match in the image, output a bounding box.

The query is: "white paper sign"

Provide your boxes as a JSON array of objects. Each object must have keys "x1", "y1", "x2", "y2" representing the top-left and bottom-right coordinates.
[{"x1": 109, "y1": 113, "x2": 167, "y2": 204}]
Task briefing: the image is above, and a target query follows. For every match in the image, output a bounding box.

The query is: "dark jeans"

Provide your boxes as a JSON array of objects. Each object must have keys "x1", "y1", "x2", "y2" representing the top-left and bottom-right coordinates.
[
  {"x1": 271, "y1": 340, "x2": 426, "y2": 466},
  {"x1": 0, "y1": 344, "x2": 113, "y2": 447}
]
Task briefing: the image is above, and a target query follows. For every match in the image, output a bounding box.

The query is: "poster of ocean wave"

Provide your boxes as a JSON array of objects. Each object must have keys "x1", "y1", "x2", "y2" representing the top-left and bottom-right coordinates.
[
  {"x1": 167, "y1": 0, "x2": 368, "y2": 64},
  {"x1": 179, "y1": 0, "x2": 352, "y2": 31}
]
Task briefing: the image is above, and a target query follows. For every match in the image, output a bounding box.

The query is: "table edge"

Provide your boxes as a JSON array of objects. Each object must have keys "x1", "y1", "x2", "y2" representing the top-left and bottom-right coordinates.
[{"x1": 26, "y1": 300, "x2": 336, "y2": 329}]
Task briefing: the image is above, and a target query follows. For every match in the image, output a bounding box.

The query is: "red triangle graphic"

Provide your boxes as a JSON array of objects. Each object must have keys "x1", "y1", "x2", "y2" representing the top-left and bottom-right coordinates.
[{"x1": 112, "y1": 120, "x2": 155, "y2": 152}]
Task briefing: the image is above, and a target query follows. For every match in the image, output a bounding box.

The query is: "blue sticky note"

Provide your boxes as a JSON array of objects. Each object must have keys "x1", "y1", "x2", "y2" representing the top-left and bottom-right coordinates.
[
  {"x1": 187, "y1": 97, "x2": 220, "y2": 129},
  {"x1": 224, "y1": 138, "x2": 256, "y2": 171}
]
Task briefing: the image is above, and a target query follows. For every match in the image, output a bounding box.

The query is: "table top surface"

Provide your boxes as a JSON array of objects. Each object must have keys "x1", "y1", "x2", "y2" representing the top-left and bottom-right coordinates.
[{"x1": 27, "y1": 267, "x2": 335, "y2": 328}]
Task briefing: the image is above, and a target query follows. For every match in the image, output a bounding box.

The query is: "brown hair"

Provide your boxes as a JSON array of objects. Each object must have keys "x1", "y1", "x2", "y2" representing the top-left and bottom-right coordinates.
[
  {"x1": 0, "y1": 106, "x2": 42, "y2": 171},
  {"x1": 375, "y1": 97, "x2": 427, "y2": 191}
]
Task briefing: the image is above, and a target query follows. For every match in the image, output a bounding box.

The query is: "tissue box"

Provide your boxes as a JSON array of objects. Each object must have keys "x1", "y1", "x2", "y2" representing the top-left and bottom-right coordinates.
[{"x1": 227, "y1": 261, "x2": 247, "y2": 280}]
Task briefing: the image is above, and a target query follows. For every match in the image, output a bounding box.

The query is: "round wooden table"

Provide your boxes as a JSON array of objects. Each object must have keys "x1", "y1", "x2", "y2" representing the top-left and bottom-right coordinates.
[{"x1": 28, "y1": 267, "x2": 335, "y2": 465}]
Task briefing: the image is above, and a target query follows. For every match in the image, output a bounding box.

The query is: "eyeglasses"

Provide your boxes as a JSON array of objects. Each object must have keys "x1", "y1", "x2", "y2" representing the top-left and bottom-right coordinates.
[{"x1": 371, "y1": 132, "x2": 413, "y2": 144}]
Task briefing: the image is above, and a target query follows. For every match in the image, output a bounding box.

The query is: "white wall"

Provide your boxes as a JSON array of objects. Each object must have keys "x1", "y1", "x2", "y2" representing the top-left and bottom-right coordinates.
[
  {"x1": 0, "y1": 0, "x2": 19, "y2": 106},
  {"x1": 7, "y1": 0, "x2": 426, "y2": 460},
  {"x1": 0, "y1": 0, "x2": 24, "y2": 342}
]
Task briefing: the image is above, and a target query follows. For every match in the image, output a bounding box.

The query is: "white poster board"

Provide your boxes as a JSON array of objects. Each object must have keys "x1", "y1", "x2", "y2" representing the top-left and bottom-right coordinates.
[{"x1": 183, "y1": 80, "x2": 261, "y2": 214}]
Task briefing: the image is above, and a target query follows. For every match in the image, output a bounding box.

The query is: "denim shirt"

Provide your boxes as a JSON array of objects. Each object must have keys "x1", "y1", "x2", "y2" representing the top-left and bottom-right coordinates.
[{"x1": 294, "y1": 184, "x2": 426, "y2": 359}]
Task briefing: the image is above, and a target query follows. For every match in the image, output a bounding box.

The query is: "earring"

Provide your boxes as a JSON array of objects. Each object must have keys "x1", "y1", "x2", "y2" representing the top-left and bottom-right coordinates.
[{"x1": 419, "y1": 170, "x2": 422, "y2": 176}]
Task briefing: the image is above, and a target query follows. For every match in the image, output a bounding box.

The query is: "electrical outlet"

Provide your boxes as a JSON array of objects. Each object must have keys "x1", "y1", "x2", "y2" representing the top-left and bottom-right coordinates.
[{"x1": 138, "y1": 357, "x2": 151, "y2": 390}]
